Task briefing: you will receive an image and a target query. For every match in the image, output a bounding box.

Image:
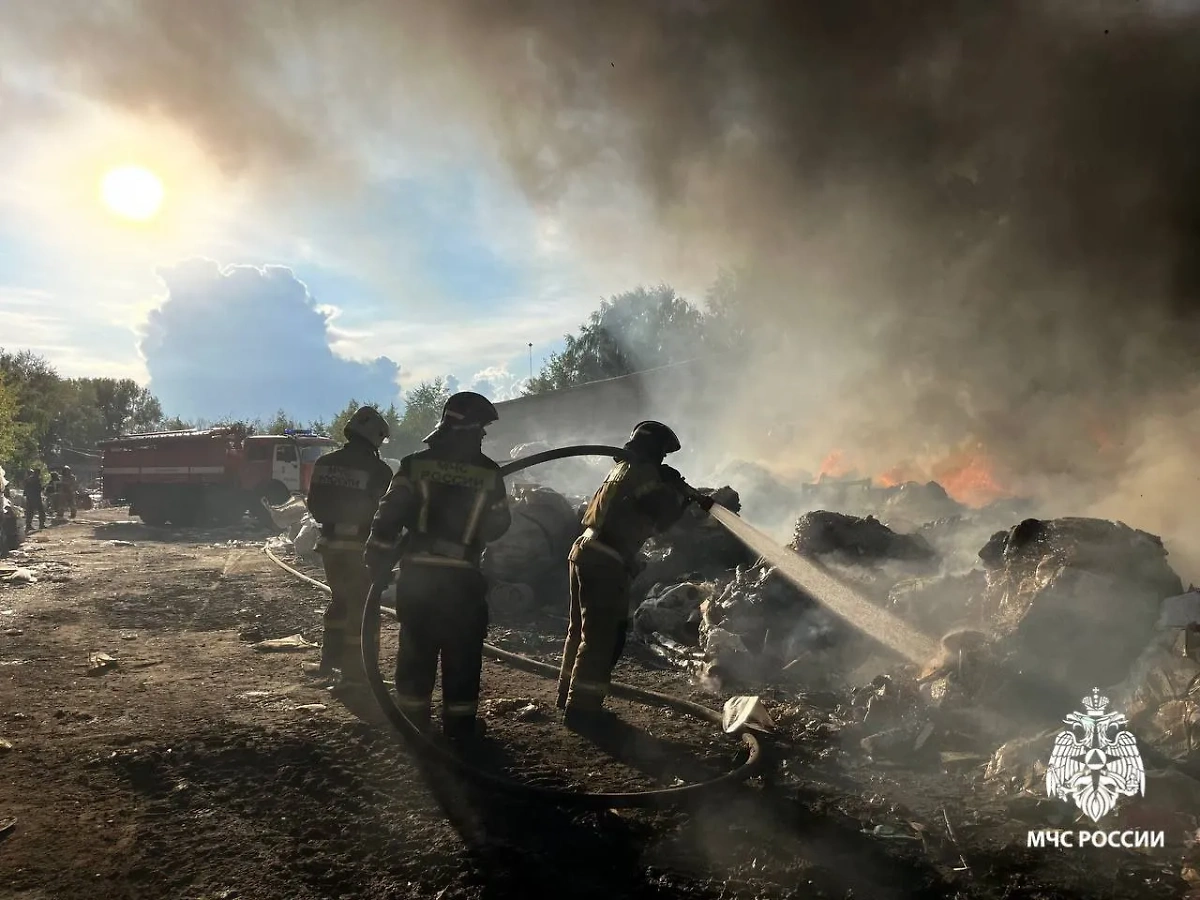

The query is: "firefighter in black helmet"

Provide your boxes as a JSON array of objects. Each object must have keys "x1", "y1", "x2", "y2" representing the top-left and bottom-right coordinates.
[
  {"x1": 306, "y1": 407, "x2": 395, "y2": 686},
  {"x1": 363, "y1": 391, "x2": 512, "y2": 742},
  {"x1": 60, "y1": 465, "x2": 78, "y2": 519},
  {"x1": 557, "y1": 421, "x2": 713, "y2": 729}
]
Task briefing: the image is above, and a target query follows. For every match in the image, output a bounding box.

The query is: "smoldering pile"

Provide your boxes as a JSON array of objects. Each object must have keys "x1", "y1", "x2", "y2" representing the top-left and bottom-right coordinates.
[{"x1": 626, "y1": 465, "x2": 1200, "y2": 814}]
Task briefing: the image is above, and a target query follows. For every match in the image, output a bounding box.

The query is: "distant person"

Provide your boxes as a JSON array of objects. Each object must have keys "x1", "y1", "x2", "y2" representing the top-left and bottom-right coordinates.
[
  {"x1": 22, "y1": 469, "x2": 45, "y2": 531},
  {"x1": 363, "y1": 392, "x2": 511, "y2": 743},
  {"x1": 45, "y1": 471, "x2": 67, "y2": 523},
  {"x1": 60, "y1": 465, "x2": 78, "y2": 519},
  {"x1": 305, "y1": 407, "x2": 394, "y2": 688},
  {"x1": 557, "y1": 421, "x2": 712, "y2": 731}
]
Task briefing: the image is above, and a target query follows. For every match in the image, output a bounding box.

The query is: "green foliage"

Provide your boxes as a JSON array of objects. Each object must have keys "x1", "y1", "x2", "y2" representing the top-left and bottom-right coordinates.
[
  {"x1": 0, "y1": 373, "x2": 22, "y2": 464},
  {"x1": 0, "y1": 349, "x2": 67, "y2": 465},
  {"x1": 56, "y1": 377, "x2": 167, "y2": 448},
  {"x1": 524, "y1": 282, "x2": 742, "y2": 395},
  {"x1": 393, "y1": 378, "x2": 450, "y2": 456},
  {"x1": 0, "y1": 350, "x2": 174, "y2": 471},
  {"x1": 259, "y1": 409, "x2": 306, "y2": 435}
]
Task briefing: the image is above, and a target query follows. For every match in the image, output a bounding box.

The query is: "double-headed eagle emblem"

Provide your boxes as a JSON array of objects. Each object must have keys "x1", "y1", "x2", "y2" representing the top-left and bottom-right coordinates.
[{"x1": 1046, "y1": 688, "x2": 1145, "y2": 823}]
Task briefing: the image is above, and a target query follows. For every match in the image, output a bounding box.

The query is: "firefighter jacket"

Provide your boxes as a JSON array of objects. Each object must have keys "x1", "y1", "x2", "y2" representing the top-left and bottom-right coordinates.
[
  {"x1": 23, "y1": 473, "x2": 43, "y2": 498},
  {"x1": 306, "y1": 437, "x2": 394, "y2": 549},
  {"x1": 366, "y1": 441, "x2": 510, "y2": 569},
  {"x1": 574, "y1": 460, "x2": 690, "y2": 570}
]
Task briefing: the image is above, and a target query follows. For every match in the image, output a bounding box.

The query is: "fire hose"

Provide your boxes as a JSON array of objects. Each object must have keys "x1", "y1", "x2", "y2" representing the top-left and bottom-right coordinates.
[{"x1": 262, "y1": 444, "x2": 764, "y2": 809}]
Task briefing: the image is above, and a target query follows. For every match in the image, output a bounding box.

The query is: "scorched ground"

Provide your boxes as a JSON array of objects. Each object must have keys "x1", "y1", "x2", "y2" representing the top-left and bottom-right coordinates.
[{"x1": 0, "y1": 510, "x2": 1189, "y2": 899}]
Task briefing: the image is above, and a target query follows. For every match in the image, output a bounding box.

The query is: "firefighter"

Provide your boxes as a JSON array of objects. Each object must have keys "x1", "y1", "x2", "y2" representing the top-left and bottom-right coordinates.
[
  {"x1": 60, "y1": 465, "x2": 78, "y2": 519},
  {"x1": 22, "y1": 469, "x2": 45, "y2": 531},
  {"x1": 45, "y1": 471, "x2": 67, "y2": 523},
  {"x1": 363, "y1": 392, "x2": 511, "y2": 743},
  {"x1": 305, "y1": 406, "x2": 395, "y2": 686},
  {"x1": 557, "y1": 421, "x2": 713, "y2": 729}
]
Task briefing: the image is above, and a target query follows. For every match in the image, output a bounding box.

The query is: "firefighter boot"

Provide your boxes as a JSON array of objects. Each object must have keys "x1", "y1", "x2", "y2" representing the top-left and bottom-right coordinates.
[{"x1": 304, "y1": 636, "x2": 342, "y2": 680}]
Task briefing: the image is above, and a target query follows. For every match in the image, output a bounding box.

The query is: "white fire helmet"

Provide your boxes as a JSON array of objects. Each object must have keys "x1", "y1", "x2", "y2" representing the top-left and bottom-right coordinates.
[{"x1": 344, "y1": 406, "x2": 390, "y2": 449}]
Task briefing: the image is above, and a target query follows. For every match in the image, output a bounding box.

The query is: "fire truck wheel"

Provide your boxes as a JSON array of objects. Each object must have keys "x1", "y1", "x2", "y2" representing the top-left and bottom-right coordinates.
[{"x1": 260, "y1": 480, "x2": 292, "y2": 507}]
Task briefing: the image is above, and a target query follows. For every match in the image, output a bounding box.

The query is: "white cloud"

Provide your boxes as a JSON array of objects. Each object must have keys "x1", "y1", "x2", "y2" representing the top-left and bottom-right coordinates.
[
  {"x1": 465, "y1": 365, "x2": 529, "y2": 401},
  {"x1": 141, "y1": 259, "x2": 401, "y2": 421}
]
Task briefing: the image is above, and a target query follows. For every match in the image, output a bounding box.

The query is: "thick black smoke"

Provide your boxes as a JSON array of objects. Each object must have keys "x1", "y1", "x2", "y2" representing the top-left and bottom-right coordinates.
[{"x1": 6, "y1": 0, "x2": 1200, "y2": 568}]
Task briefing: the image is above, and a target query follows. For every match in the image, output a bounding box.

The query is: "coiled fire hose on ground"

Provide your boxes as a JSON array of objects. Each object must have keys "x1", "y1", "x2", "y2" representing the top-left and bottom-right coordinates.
[{"x1": 262, "y1": 444, "x2": 765, "y2": 809}]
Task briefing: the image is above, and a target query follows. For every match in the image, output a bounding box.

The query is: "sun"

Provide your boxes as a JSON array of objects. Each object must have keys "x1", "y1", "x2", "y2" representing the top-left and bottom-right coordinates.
[{"x1": 100, "y1": 165, "x2": 165, "y2": 222}]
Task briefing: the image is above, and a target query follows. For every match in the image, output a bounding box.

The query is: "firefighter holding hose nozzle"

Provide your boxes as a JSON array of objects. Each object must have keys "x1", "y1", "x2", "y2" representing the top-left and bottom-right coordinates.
[
  {"x1": 305, "y1": 406, "x2": 394, "y2": 688},
  {"x1": 558, "y1": 420, "x2": 713, "y2": 732},
  {"x1": 363, "y1": 391, "x2": 512, "y2": 743}
]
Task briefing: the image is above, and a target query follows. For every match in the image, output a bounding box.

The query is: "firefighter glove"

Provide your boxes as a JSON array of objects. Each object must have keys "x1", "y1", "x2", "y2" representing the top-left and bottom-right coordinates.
[
  {"x1": 659, "y1": 464, "x2": 684, "y2": 484},
  {"x1": 363, "y1": 538, "x2": 396, "y2": 584}
]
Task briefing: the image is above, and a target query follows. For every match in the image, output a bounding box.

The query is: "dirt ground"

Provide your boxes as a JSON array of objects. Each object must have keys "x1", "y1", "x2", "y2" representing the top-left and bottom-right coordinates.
[{"x1": 0, "y1": 509, "x2": 1193, "y2": 900}]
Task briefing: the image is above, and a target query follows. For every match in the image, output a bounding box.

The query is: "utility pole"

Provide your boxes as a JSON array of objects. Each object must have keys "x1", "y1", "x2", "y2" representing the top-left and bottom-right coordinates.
[{"x1": 528, "y1": 343, "x2": 533, "y2": 381}]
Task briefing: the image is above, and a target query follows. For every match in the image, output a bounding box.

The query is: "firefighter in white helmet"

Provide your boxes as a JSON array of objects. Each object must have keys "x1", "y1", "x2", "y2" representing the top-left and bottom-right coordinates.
[
  {"x1": 363, "y1": 392, "x2": 512, "y2": 743},
  {"x1": 306, "y1": 407, "x2": 394, "y2": 687}
]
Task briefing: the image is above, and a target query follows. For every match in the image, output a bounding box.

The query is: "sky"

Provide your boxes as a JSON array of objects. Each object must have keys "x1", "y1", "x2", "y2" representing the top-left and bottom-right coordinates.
[{"x1": 0, "y1": 8, "x2": 714, "y2": 423}]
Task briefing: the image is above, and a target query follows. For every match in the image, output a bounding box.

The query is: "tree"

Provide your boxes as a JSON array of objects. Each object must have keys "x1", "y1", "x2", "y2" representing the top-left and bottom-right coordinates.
[
  {"x1": 260, "y1": 409, "x2": 306, "y2": 435},
  {"x1": 91, "y1": 378, "x2": 164, "y2": 437},
  {"x1": 0, "y1": 373, "x2": 23, "y2": 464},
  {"x1": 0, "y1": 349, "x2": 69, "y2": 463},
  {"x1": 524, "y1": 284, "x2": 719, "y2": 395},
  {"x1": 0, "y1": 351, "x2": 175, "y2": 470},
  {"x1": 388, "y1": 380, "x2": 449, "y2": 456}
]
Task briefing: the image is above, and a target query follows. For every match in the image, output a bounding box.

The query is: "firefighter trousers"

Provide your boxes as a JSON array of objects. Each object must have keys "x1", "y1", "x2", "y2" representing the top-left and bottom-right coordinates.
[
  {"x1": 557, "y1": 552, "x2": 631, "y2": 713},
  {"x1": 24, "y1": 496, "x2": 45, "y2": 529},
  {"x1": 319, "y1": 545, "x2": 375, "y2": 682},
  {"x1": 393, "y1": 563, "x2": 489, "y2": 740}
]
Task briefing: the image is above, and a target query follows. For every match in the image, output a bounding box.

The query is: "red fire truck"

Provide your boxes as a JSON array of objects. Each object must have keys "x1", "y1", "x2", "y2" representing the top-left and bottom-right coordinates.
[{"x1": 98, "y1": 426, "x2": 338, "y2": 526}]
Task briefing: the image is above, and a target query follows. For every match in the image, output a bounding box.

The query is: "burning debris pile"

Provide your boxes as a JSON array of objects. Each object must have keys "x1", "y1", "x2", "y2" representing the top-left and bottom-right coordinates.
[
  {"x1": 634, "y1": 510, "x2": 934, "y2": 688},
  {"x1": 970, "y1": 518, "x2": 1183, "y2": 707},
  {"x1": 634, "y1": 493, "x2": 1200, "y2": 787}
]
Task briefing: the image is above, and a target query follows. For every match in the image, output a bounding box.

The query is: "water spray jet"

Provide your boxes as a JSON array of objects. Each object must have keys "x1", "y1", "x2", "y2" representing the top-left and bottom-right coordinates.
[{"x1": 708, "y1": 505, "x2": 939, "y2": 665}]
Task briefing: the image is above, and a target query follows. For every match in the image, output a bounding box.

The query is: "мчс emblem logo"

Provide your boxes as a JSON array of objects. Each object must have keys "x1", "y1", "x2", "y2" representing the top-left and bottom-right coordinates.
[{"x1": 1045, "y1": 687, "x2": 1145, "y2": 823}]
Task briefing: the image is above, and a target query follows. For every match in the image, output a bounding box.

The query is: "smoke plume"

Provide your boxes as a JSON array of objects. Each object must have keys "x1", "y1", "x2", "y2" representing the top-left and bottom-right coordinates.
[{"x1": 7, "y1": 0, "x2": 1200, "y2": 573}]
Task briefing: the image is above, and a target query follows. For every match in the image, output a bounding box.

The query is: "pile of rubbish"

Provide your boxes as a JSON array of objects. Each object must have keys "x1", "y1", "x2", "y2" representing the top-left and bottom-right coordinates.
[
  {"x1": 482, "y1": 484, "x2": 582, "y2": 615},
  {"x1": 0, "y1": 466, "x2": 24, "y2": 555},
  {"x1": 636, "y1": 563, "x2": 846, "y2": 688},
  {"x1": 635, "y1": 503, "x2": 1200, "y2": 780},
  {"x1": 264, "y1": 496, "x2": 321, "y2": 565},
  {"x1": 634, "y1": 510, "x2": 933, "y2": 688},
  {"x1": 968, "y1": 517, "x2": 1184, "y2": 706}
]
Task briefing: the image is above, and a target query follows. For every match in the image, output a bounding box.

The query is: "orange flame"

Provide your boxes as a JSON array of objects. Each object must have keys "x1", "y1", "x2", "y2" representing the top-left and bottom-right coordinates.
[
  {"x1": 816, "y1": 449, "x2": 852, "y2": 480},
  {"x1": 812, "y1": 444, "x2": 1013, "y2": 507},
  {"x1": 877, "y1": 462, "x2": 921, "y2": 488},
  {"x1": 931, "y1": 445, "x2": 1010, "y2": 508}
]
